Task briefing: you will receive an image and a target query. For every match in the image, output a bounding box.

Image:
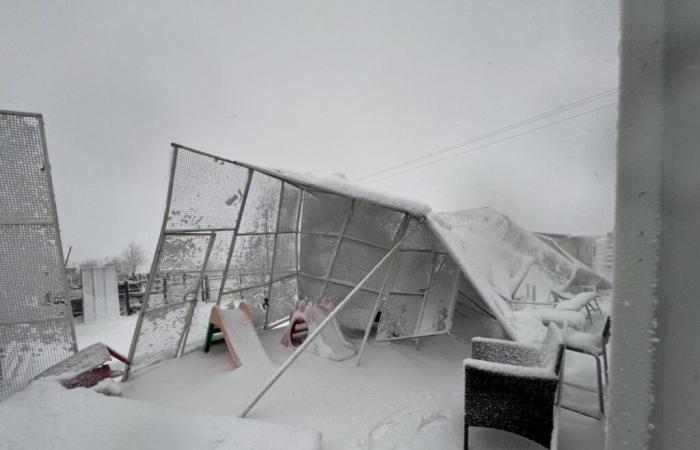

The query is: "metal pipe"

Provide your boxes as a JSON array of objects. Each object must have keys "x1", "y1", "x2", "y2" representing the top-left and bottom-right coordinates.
[{"x1": 239, "y1": 232, "x2": 410, "y2": 418}]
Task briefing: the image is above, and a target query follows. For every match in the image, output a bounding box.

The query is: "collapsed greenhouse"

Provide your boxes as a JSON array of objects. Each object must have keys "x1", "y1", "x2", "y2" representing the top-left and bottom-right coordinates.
[{"x1": 125, "y1": 144, "x2": 610, "y2": 377}]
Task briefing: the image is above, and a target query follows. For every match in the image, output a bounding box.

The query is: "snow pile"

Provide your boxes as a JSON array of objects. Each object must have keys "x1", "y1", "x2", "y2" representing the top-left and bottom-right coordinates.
[
  {"x1": 240, "y1": 162, "x2": 431, "y2": 216},
  {"x1": 0, "y1": 380, "x2": 321, "y2": 450}
]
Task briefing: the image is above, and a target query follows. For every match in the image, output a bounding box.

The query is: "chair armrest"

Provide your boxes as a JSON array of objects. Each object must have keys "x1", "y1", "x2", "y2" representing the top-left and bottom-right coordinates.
[{"x1": 471, "y1": 337, "x2": 541, "y2": 367}]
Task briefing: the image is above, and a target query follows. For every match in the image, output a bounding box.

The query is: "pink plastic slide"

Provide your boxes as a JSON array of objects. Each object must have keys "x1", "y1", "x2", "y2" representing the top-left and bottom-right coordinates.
[{"x1": 208, "y1": 302, "x2": 273, "y2": 370}]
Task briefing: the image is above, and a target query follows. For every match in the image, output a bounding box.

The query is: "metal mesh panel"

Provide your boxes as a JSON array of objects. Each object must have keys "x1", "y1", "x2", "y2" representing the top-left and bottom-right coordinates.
[
  {"x1": 391, "y1": 251, "x2": 433, "y2": 292},
  {"x1": 0, "y1": 225, "x2": 69, "y2": 322},
  {"x1": 132, "y1": 302, "x2": 190, "y2": 366},
  {"x1": 166, "y1": 149, "x2": 249, "y2": 230},
  {"x1": 0, "y1": 111, "x2": 75, "y2": 401},
  {"x1": 0, "y1": 321, "x2": 75, "y2": 400},
  {"x1": 238, "y1": 172, "x2": 282, "y2": 233},
  {"x1": 223, "y1": 234, "x2": 274, "y2": 292},
  {"x1": 0, "y1": 114, "x2": 53, "y2": 222}
]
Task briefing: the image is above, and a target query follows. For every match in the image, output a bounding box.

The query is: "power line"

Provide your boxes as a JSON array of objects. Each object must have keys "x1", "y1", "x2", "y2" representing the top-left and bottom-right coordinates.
[
  {"x1": 364, "y1": 101, "x2": 617, "y2": 184},
  {"x1": 356, "y1": 88, "x2": 618, "y2": 182}
]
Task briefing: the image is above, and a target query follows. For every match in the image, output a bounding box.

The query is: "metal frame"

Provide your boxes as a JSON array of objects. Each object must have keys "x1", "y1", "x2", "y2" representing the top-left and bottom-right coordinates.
[
  {"x1": 124, "y1": 146, "x2": 180, "y2": 380},
  {"x1": 0, "y1": 111, "x2": 78, "y2": 400}
]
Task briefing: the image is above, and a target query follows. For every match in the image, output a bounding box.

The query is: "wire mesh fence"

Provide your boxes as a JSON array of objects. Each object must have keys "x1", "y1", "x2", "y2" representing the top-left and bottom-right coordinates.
[{"x1": 0, "y1": 111, "x2": 76, "y2": 401}]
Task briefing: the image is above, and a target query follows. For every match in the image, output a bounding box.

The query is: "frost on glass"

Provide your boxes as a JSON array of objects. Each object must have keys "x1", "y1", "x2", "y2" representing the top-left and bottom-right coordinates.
[
  {"x1": 376, "y1": 294, "x2": 422, "y2": 340},
  {"x1": 345, "y1": 201, "x2": 404, "y2": 247},
  {"x1": 166, "y1": 150, "x2": 249, "y2": 230},
  {"x1": 301, "y1": 190, "x2": 352, "y2": 234},
  {"x1": 238, "y1": 172, "x2": 282, "y2": 233},
  {"x1": 416, "y1": 254, "x2": 459, "y2": 335},
  {"x1": 299, "y1": 234, "x2": 336, "y2": 278},
  {"x1": 278, "y1": 183, "x2": 301, "y2": 232},
  {"x1": 390, "y1": 251, "x2": 433, "y2": 293},
  {"x1": 331, "y1": 239, "x2": 388, "y2": 290}
]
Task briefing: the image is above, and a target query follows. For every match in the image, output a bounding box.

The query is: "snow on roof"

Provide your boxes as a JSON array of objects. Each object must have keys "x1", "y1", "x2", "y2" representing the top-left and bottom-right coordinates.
[
  {"x1": 436, "y1": 207, "x2": 609, "y2": 290},
  {"x1": 237, "y1": 161, "x2": 431, "y2": 216}
]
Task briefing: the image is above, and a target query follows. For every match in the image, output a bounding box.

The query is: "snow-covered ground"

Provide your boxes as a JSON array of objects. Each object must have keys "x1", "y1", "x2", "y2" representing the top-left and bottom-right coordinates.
[{"x1": 68, "y1": 303, "x2": 609, "y2": 449}]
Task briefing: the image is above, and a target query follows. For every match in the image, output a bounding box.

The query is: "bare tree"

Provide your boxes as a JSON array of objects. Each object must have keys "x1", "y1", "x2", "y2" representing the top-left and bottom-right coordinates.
[
  {"x1": 122, "y1": 242, "x2": 146, "y2": 276},
  {"x1": 79, "y1": 258, "x2": 100, "y2": 268}
]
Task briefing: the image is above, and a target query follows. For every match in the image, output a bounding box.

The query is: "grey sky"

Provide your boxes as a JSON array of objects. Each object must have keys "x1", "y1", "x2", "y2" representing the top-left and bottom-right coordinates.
[{"x1": 0, "y1": 0, "x2": 619, "y2": 264}]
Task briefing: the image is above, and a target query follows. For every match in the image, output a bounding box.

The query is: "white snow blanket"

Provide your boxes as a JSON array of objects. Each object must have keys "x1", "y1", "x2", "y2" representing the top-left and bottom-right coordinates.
[{"x1": 0, "y1": 380, "x2": 321, "y2": 450}]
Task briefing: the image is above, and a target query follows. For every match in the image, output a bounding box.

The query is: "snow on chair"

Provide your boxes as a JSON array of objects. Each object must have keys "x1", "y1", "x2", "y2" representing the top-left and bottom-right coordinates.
[{"x1": 463, "y1": 324, "x2": 565, "y2": 449}]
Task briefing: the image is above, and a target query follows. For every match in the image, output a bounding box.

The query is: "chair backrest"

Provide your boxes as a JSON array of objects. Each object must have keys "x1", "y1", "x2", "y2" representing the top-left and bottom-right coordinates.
[{"x1": 602, "y1": 316, "x2": 612, "y2": 345}]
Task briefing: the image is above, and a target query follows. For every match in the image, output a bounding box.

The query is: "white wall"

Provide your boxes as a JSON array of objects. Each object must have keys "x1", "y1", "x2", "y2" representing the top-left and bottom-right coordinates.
[
  {"x1": 609, "y1": 1, "x2": 700, "y2": 448},
  {"x1": 81, "y1": 266, "x2": 120, "y2": 323}
]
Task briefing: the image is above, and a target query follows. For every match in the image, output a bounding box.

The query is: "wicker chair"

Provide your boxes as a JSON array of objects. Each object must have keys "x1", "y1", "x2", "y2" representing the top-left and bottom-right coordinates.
[{"x1": 464, "y1": 324, "x2": 565, "y2": 449}]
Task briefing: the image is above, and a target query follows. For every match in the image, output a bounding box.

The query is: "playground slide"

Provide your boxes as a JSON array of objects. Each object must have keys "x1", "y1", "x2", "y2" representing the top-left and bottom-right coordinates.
[
  {"x1": 209, "y1": 304, "x2": 273, "y2": 370},
  {"x1": 281, "y1": 299, "x2": 356, "y2": 361}
]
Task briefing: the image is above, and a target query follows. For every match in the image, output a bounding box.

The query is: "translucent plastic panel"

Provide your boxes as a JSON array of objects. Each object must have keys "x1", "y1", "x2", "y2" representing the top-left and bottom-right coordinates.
[
  {"x1": 298, "y1": 276, "x2": 324, "y2": 303},
  {"x1": 272, "y1": 234, "x2": 297, "y2": 277},
  {"x1": 346, "y1": 201, "x2": 404, "y2": 247},
  {"x1": 0, "y1": 114, "x2": 53, "y2": 222},
  {"x1": 301, "y1": 190, "x2": 352, "y2": 234},
  {"x1": 132, "y1": 302, "x2": 190, "y2": 366},
  {"x1": 167, "y1": 148, "x2": 249, "y2": 230},
  {"x1": 331, "y1": 239, "x2": 388, "y2": 291},
  {"x1": 376, "y1": 294, "x2": 422, "y2": 340},
  {"x1": 391, "y1": 251, "x2": 433, "y2": 293},
  {"x1": 278, "y1": 183, "x2": 301, "y2": 232},
  {"x1": 325, "y1": 282, "x2": 381, "y2": 332},
  {"x1": 238, "y1": 172, "x2": 282, "y2": 233},
  {"x1": 416, "y1": 255, "x2": 459, "y2": 335},
  {"x1": 299, "y1": 234, "x2": 336, "y2": 278},
  {"x1": 267, "y1": 277, "x2": 298, "y2": 324},
  {"x1": 402, "y1": 219, "x2": 445, "y2": 252}
]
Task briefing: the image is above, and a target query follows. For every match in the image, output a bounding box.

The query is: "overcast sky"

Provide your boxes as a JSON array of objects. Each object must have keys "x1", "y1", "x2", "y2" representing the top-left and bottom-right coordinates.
[{"x1": 0, "y1": 0, "x2": 619, "y2": 265}]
